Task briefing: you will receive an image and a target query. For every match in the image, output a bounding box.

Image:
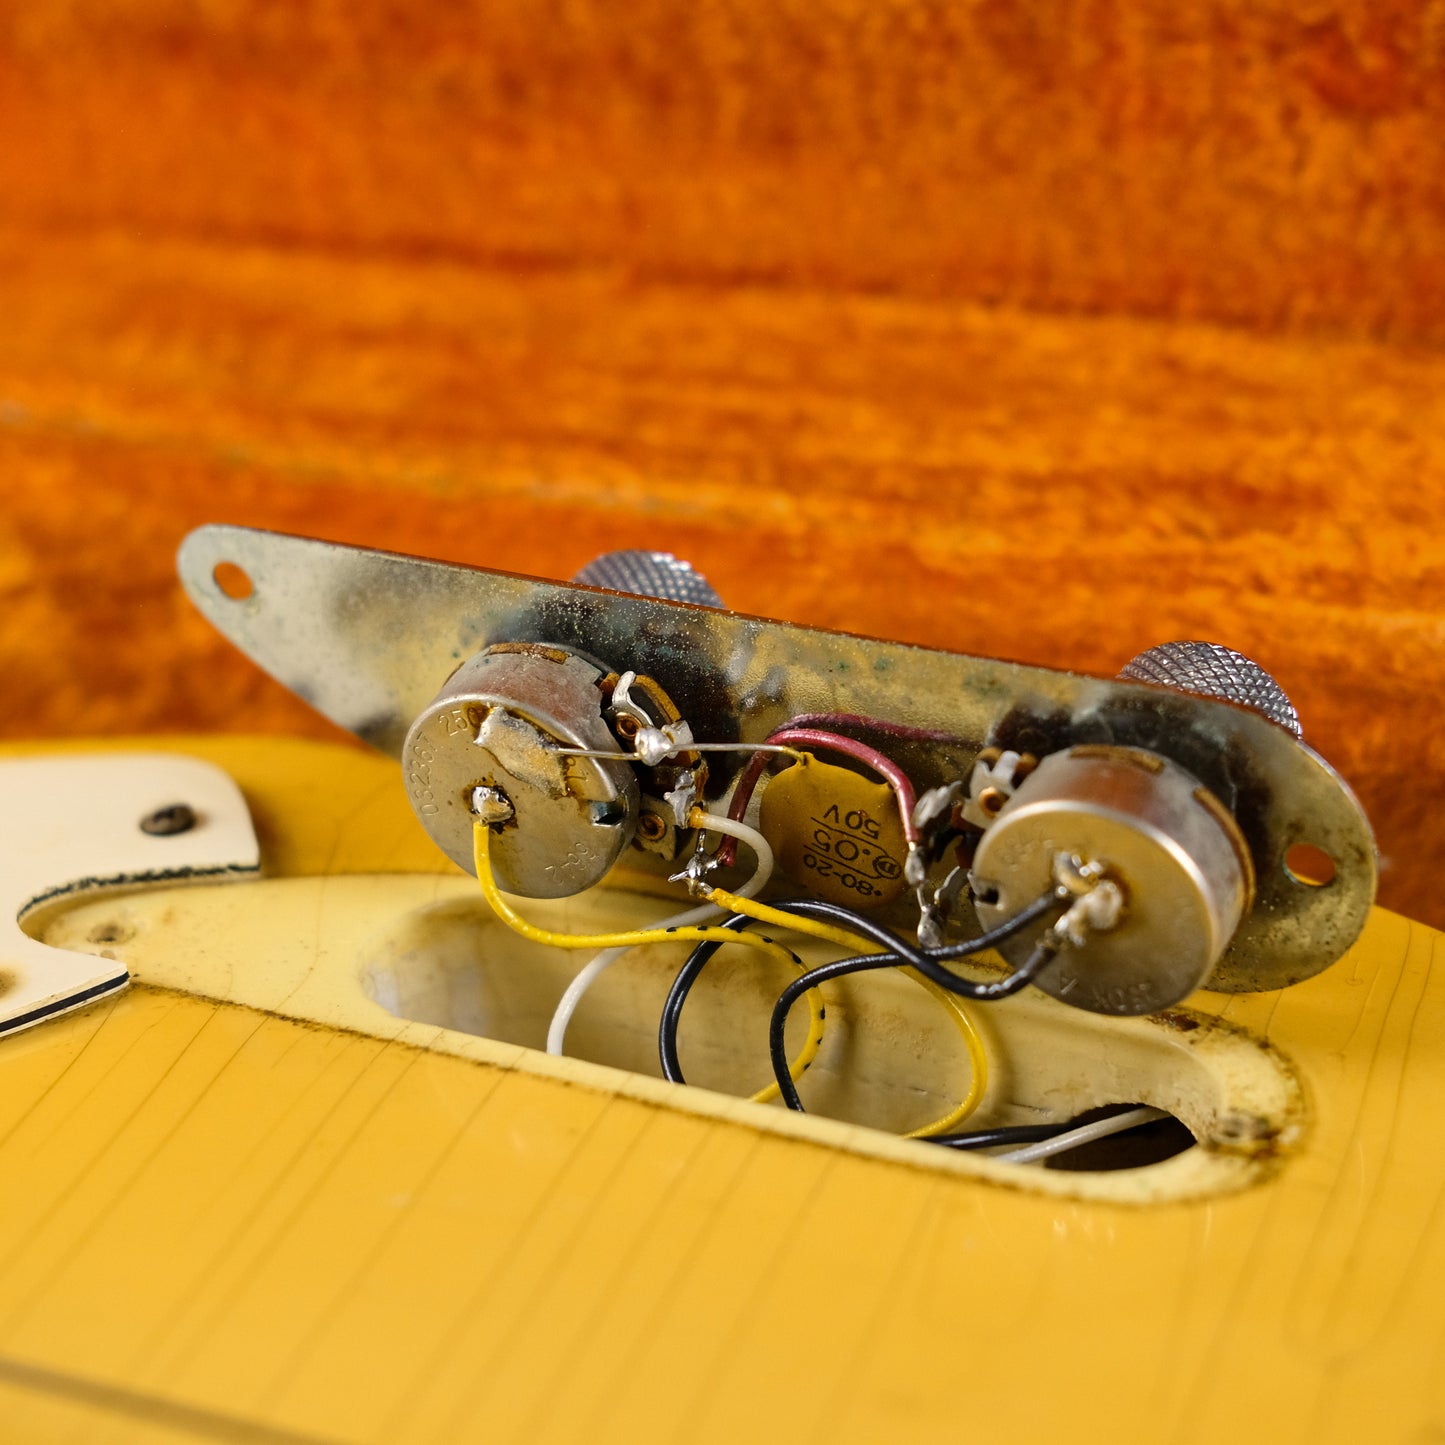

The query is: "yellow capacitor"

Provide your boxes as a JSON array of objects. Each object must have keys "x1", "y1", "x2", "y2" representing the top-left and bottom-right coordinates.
[{"x1": 758, "y1": 754, "x2": 909, "y2": 908}]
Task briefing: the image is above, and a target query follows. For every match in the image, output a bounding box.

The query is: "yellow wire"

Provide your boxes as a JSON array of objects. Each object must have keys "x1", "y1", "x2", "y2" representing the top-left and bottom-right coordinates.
[
  {"x1": 701, "y1": 884, "x2": 990, "y2": 1135},
  {"x1": 901, "y1": 974, "x2": 989, "y2": 1135},
  {"x1": 471, "y1": 820, "x2": 825, "y2": 1104}
]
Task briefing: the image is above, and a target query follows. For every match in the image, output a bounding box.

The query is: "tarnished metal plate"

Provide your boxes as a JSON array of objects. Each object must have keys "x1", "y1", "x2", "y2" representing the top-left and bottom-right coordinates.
[{"x1": 177, "y1": 524, "x2": 1376, "y2": 995}]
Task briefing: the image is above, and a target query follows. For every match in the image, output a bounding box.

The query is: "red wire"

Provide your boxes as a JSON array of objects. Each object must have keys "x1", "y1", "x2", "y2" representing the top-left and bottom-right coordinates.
[
  {"x1": 714, "y1": 726, "x2": 919, "y2": 868},
  {"x1": 782, "y1": 712, "x2": 962, "y2": 744}
]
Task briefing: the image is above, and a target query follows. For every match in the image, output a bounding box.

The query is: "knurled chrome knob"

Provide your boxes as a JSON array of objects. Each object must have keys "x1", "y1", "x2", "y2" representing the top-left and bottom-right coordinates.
[
  {"x1": 572, "y1": 551, "x2": 724, "y2": 609},
  {"x1": 1119, "y1": 641, "x2": 1301, "y2": 738}
]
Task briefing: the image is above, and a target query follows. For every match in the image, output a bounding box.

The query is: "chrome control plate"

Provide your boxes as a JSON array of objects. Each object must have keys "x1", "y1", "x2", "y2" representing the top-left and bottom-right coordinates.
[{"x1": 178, "y1": 524, "x2": 1376, "y2": 995}]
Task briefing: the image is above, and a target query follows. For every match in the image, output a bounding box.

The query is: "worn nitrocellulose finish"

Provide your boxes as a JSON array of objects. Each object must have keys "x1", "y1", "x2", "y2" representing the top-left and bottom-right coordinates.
[
  {"x1": 2, "y1": 2, "x2": 1443, "y2": 927},
  {"x1": 0, "y1": 736, "x2": 1443, "y2": 1444}
]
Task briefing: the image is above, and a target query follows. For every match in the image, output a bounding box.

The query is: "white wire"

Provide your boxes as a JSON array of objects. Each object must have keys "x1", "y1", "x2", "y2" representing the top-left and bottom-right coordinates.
[
  {"x1": 996, "y1": 1106, "x2": 1169, "y2": 1165},
  {"x1": 545, "y1": 812, "x2": 776, "y2": 1056}
]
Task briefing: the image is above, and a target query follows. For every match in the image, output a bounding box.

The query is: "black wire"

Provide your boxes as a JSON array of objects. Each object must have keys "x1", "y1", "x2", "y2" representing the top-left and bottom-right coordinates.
[
  {"x1": 657, "y1": 913, "x2": 752, "y2": 1086},
  {"x1": 656, "y1": 889, "x2": 1064, "y2": 1090},
  {"x1": 921, "y1": 1104, "x2": 1145, "y2": 1151},
  {"x1": 765, "y1": 937, "x2": 1061, "y2": 1112},
  {"x1": 751, "y1": 891, "x2": 1064, "y2": 998},
  {"x1": 761, "y1": 951, "x2": 907, "y2": 1108}
]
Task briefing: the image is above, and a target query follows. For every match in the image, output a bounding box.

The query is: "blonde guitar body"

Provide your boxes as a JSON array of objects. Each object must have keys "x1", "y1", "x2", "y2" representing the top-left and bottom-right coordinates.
[{"x1": 1, "y1": 736, "x2": 1440, "y2": 1444}]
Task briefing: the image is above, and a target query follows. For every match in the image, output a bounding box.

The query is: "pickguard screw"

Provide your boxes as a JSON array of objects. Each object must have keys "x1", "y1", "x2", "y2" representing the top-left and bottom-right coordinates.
[{"x1": 140, "y1": 803, "x2": 197, "y2": 836}]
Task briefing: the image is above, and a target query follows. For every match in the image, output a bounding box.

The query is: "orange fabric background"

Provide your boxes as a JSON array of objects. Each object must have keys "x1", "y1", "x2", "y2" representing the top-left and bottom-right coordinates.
[{"x1": 1, "y1": 2, "x2": 1442, "y2": 925}]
